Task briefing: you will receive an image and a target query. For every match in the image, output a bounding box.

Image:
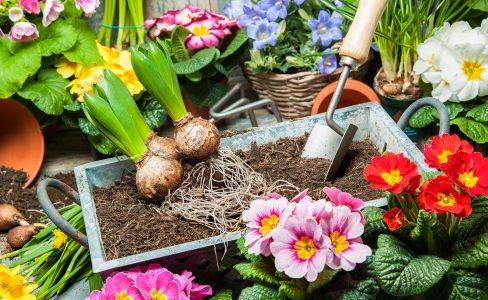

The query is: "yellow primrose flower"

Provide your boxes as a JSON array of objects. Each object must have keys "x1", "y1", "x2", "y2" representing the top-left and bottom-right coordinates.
[
  {"x1": 0, "y1": 265, "x2": 37, "y2": 300},
  {"x1": 55, "y1": 59, "x2": 84, "y2": 79},
  {"x1": 68, "y1": 66, "x2": 105, "y2": 100},
  {"x1": 112, "y1": 69, "x2": 144, "y2": 96},
  {"x1": 52, "y1": 229, "x2": 68, "y2": 249},
  {"x1": 97, "y1": 42, "x2": 117, "y2": 66}
]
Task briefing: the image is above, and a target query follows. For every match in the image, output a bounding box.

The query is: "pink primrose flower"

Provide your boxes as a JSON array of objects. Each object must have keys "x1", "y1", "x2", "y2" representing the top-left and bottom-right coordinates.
[
  {"x1": 9, "y1": 7, "x2": 24, "y2": 22},
  {"x1": 175, "y1": 5, "x2": 206, "y2": 25},
  {"x1": 323, "y1": 187, "x2": 366, "y2": 224},
  {"x1": 101, "y1": 273, "x2": 143, "y2": 300},
  {"x1": 18, "y1": 0, "x2": 40, "y2": 14},
  {"x1": 134, "y1": 269, "x2": 181, "y2": 300},
  {"x1": 174, "y1": 271, "x2": 213, "y2": 300},
  {"x1": 75, "y1": 0, "x2": 100, "y2": 16},
  {"x1": 293, "y1": 197, "x2": 333, "y2": 224},
  {"x1": 185, "y1": 18, "x2": 225, "y2": 49},
  {"x1": 42, "y1": 0, "x2": 64, "y2": 26},
  {"x1": 8, "y1": 22, "x2": 39, "y2": 42}
]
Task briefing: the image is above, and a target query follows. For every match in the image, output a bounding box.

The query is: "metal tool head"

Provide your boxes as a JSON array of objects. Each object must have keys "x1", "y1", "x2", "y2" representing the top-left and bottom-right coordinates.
[{"x1": 325, "y1": 123, "x2": 358, "y2": 181}]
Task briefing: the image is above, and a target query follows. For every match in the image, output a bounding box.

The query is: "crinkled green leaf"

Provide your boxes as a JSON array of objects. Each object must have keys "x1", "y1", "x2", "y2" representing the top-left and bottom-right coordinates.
[
  {"x1": 209, "y1": 289, "x2": 233, "y2": 300},
  {"x1": 339, "y1": 278, "x2": 380, "y2": 300},
  {"x1": 363, "y1": 206, "x2": 388, "y2": 231},
  {"x1": 408, "y1": 106, "x2": 436, "y2": 128},
  {"x1": 466, "y1": 102, "x2": 488, "y2": 122},
  {"x1": 141, "y1": 99, "x2": 167, "y2": 129},
  {"x1": 278, "y1": 281, "x2": 307, "y2": 300},
  {"x1": 445, "y1": 102, "x2": 465, "y2": 120},
  {"x1": 238, "y1": 284, "x2": 284, "y2": 300},
  {"x1": 171, "y1": 26, "x2": 191, "y2": 63},
  {"x1": 0, "y1": 39, "x2": 42, "y2": 98},
  {"x1": 78, "y1": 117, "x2": 100, "y2": 136},
  {"x1": 62, "y1": 19, "x2": 103, "y2": 66},
  {"x1": 446, "y1": 270, "x2": 488, "y2": 300},
  {"x1": 87, "y1": 135, "x2": 117, "y2": 155},
  {"x1": 456, "y1": 196, "x2": 488, "y2": 242},
  {"x1": 447, "y1": 231, "x2": 488, "y2": 269},
  {"x1": 34, "y1": 19, "x2": 78, "y2": 56},
  {"x1": 220, "y1": 29, "x2": 248, "y2": 59},
  {"x1": 173, "y1": 48, "x2": 219, "y2": 75},
  {"x1": 234, "y1": 261, "x2": 279, "y2": 286},
  {"x1": 17, "y1": 69, "x2": 72, "y2": 115},
  {"x1": 451, "y1": 117, "x2": 488, "y2": 144},
  {"x1": 373, "y1": 234, "x2": 451, "y2": 296},
  {"x1": 467, "y1": 0, "x2": 488, "y2": 11},
  {"x1": 307, "y1": 268, "x2": 338, "y2": 293},
  {"x1": 235, "y1": 236, "x2": 261, "y2": 262},
  {"x1": 64, "y1": 100, "x2": 82, "y2": 112},
  {"x1": 184, "y1": 80, "x2": 228, "y2": 108},
  {"x1": 410, "y1": 210, "x2": 450, "y2": 251}
]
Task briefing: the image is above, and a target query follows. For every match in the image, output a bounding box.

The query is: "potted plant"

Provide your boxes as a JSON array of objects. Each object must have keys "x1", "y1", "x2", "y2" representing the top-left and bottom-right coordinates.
[
  {"x1": 144, "y1": 5, "x2": 248, "y2": 119},
  {"x1": 232, "y1": 0, "x2": 373, "y2": 119},
  {"x1": 360, "y1": 133, "x2": 488, "y2": 298},
  {"x1": 409, "y1": 18, "x2": 488, "y2": 148}
]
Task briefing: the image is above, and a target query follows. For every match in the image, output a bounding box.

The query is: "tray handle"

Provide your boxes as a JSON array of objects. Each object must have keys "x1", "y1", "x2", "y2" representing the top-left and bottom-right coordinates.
[
  {"x1": 37, "y1": 178, "x2": 89, "y2": 248},
  {"x1": 397, "y1": 97, "x2": 450, "y2": 136}
]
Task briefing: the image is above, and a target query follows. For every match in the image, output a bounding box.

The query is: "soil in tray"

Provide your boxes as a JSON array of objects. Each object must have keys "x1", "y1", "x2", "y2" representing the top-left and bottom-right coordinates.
[
  {"x1": 236, "y1": 136, "x2": 383, "y2": 200},
  {"x1": 0, "y1": 167, "x2": 77, "y2": 224},
  {"x1": 95, "y1": 135, "x2": 381, "y2": 260}
]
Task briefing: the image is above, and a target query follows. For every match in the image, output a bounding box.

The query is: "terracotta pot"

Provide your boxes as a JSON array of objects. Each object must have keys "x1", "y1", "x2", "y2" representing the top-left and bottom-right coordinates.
[
  {"x1": 310, "y1": 79, "x2": 380, "y2": 115},
  {"x1": 182, "y1": 90, "x2": 210, "y2": 120},
  {"x1": 0, "y1": 99, "x2": 45, "y2": 188}
]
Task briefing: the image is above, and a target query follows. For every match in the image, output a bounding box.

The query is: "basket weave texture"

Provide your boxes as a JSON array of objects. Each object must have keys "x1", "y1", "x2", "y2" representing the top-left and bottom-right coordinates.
[{"x1": 244, "y1": 54, "x2": 373, "y2": 119}]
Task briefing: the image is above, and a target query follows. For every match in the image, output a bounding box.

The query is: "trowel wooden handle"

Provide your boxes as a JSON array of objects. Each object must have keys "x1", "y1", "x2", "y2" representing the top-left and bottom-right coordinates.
[{"x1": 339, "y1": 0, "x2": 388, "y2": 63}]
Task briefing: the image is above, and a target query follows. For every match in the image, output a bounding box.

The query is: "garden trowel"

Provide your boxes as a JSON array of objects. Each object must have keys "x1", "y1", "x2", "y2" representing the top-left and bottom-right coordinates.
[{"x1": 302, "y1": 0, "x2": 388, "y2": 181}]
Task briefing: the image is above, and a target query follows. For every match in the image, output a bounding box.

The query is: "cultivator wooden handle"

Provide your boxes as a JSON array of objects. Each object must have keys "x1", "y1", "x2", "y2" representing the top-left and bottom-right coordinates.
[{"x1": 340, "y1": 0, "x2": 388, "y2": 63}]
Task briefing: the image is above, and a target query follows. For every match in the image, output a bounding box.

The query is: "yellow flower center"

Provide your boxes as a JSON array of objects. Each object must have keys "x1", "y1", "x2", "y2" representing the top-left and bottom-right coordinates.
[
  {"x1": 437, "y1": 193, "x2": 456, "y2": 207},
  {"x1": 428, "y1": 53, "x2": 438, "y2": 70},
  {"x1": 330, "y1": 231, "x2": 349, "y2": 254},
  {"x1": 293, "y1": 236, "x2": 317, "y2": 260},
  {"x1": 259, "y1": 214, "x2": 279, "y2": 236},
  {"x1": 116, "y1": 291, "x2": 132, "y2": 300},
  {"x1": 52, "y1": 229, "x2": 68, "y2": 249},
  {"x1": 462, "y1": 60, "x2": 485, "y2": 81},
  {"x1": 381, "y1": 169, "x2": 403, "y2": 186},
  {"x1": 459, "y1": 171, "x2": 479, "y2": 188},
  {"x1": 151, "y1": 289, "x2": 168, "y2": 300},
  {"x1": 438, "y1": 150, "x2": 453, "y2": 164},
  {"x1": 192, "y1": 25, "x2": 209, "y2": 36}
]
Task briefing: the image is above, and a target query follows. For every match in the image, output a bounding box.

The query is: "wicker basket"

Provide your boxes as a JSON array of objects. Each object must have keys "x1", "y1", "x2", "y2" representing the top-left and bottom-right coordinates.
[{"x1": 244, "y1": 53, "x2": 373, "y2": 120}]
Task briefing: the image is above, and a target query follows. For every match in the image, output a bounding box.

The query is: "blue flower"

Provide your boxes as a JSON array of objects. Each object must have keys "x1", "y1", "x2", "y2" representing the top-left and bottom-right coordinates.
[
  {"x1": 317, "y1": 51, "x2": 338, "y2": 76},
  {"x1": 309, "y1": 10, "x2": 343, "y2": 47},
  {"x1": 259, "y1": 0, "x2": 288, "y2": 21},
  {"x1": 371, "y1": 43, "x2": 379, "y2": 52},
  {"x1": 223, "y1": 0, "x2": 251, "y2": 19},
  {"x1": 334, "y1": 0, "x2": 344, "y2": 8},
  {"x1": 247, "y1": 19, "x2": 280, "y2": 50},
  {"x1": 238, "y1": 4, "x2": 266, "y2": 27},
  {"x1": 294, "y1": 0, "x2": 305, "y2": 5}
]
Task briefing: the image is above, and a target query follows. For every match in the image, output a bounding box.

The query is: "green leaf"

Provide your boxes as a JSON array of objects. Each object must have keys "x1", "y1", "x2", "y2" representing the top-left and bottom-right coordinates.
[
  {"x1": 307, "y1": 268, "x2": 338, "y2": 293},
  {"x1": 339, "y1": 278, "x2": 380, "y2": 300},
  {"x1": 62, "y1": 19, "x2": 103, "y2": 66},
  {"x1": 234, "y1": 261, "x2": 280, "y2": 286},
  {"x1": 238, "y1": 284, "x2": 284, "y2": 300},
  {"x1": 466, "y1": 102, "x2": 488, "y2": 122},
  {"x1": 408, "y1": 106, "x2": 436, "y2": 128},
  {"x1": 78, "y1": 117, "x2": 100, "y2": 136},
  {"x1": 447, "y1": 231, "x2": 488, "y2": 269},
  {"x1": 363, "y1": 206, "x2": 388, "y2": 231},
  {"x1": 446, "y1": 269, "x2": 488, "y2": 300},
  {"x1": 467, "y1": 0, "x2": 488, "y2": 12},
  {"x1": 278, "y1": 281, "x2": 307, "y2": 300},
  {"x1": 209, "y1": 289, "x2": 233, "y2": 300},
  {"x1": 451, "y1": 117, "x2": 488, "y2": 144},
  {"x1": 184, "y1": 80, "x2": 228, "y2": 108},
  {"x1": 17, "y1": 69, "x2": 72, "y2": 115},
  {"x1": 0, "y1": 39, "x2": 42, "y2": 98},
  {"x1": 373, "y1": 234, "x2": 451, "y2": 296},
  {"x1": 444, "y1": 102, "x2": 465, "y2": 120},
  {"x1": 236, "y1": 236, "x2": 261, "y2": 262},
  {"x1": 35, "y1": 19, "x2": 78, "y2": 56},
  {"x1": 64, "y1": 100, "x2": 82, "y2": 112},
  {"x1": 220, "y1": 29, "x2": 248, "y2": 59},
  {"x1": 456, "y1": 196, "x2": 488, "y2": 242},
  {"x1": 173, "y1": 48, "x2": 219, "y2": 75},
  {"x1": 142, "y1": 99, "x2": 167, "y2": 129},
  {"x1": 87, "y1": 135, "x2": 117, "y2": 155},
  {"x1": 409, "y1": 210, "x2": 450, "y2": 252},
  {"x1": 60, "y1": 113, "x2": 78, "y2": 128},
  {"x1": 171, "y1": 26, "x2": 191, "y2": 63}
]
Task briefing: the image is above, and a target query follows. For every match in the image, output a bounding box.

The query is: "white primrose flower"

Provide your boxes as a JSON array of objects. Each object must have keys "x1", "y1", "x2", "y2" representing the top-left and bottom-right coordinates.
[{"x1": 413, "y1": 37, "x2": 445, "y2": 84}]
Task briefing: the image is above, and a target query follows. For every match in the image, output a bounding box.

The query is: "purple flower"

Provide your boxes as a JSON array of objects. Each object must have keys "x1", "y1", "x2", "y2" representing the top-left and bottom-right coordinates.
[
  {"x1": 294, "y1": 0, "x2": 305, "y2": 5},
  {"x1": 334, "y1": 0, "x2": 344, "y2": 8},
  {"x1": 42, "y1": 0, "x2": 64, "y2": 27},
  {"x1": 309, "y1": 10, "x2": 343, "y2": 47},
  {"x1": 247, "y1": 19, "x2": 280, "y2": 50},
  {"x1": 259, "y1": 0, "x2": 288, "y2": 21},
  {"x1": 223, "y1": 0, "x2": 251, "y2": 20},
  {"x1": 75, "y1": 0, "x2": 100, "y2": 16},
  {"x1": 9, "y1": 7, "x2": 24, "y2": 22},
  {"x1": 8, "y1": 22, "x2": 39, "y2": 42},
  {"x1": 317, "y1": 50, "x2": 337, "y2": 76},
  {"x1": 18, "y1": 0, "x2": 40, "y2": 14},
  {"x1": 238, "y1": 4, "x2": 266, "y2": 27}
]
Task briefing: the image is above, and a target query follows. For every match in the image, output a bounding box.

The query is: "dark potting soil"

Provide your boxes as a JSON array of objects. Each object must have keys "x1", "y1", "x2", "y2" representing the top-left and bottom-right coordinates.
[
  {"x1": 93, "y1": 175, "x2": 219, "y2": 260},
  {"x1": 0, "y1": 167, "x2": 77, "y2": 225},
  {"x1": 236, "y1": 136, "x2": 383, "y2": 201}
]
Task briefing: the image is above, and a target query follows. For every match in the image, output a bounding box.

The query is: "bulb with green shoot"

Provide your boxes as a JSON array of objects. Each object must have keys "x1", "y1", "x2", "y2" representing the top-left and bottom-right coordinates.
[
  {"x1": 82, "y1": 69, "x2": 183, "y2": 201},
  {"x1": 130, "y1": 41, "x2": 220, "y2": 161}
]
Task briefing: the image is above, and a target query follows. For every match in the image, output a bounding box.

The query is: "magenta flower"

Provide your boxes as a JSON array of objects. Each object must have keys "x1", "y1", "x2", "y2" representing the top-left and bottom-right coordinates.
[
  {"x1": 124, "y1": 263, "x2": 165, "y2": 279},
  {"x1": 134, "y1": 269, "x2": 181, "y2": 300},
  {"x1": 18, "y1": 0, "x2": 40, "y2": 14},
  {"x1": 175, "y1": 5, "x2": 206, "y2": 25},
  {"x1": 8, "y1": 22, "x2": 39, "y2": 42},
  {"x1": 323, "y1": 187, "x2": 366, "y2": 224},
  {"x1": 270, "y1": 216, "x2": 331, "y2": 282},
  {"x1": 86, "y1": 290, "x2": 106, "y2": 300},
  {"x1": 242, "y1": 197, "x2": 292, "y2": 256},
  {"x1": 293, "y1": 197, "x2": 333, "y2": 224},
  {"x1": 9, "y1": 7, "x2": 24, "y2": 22},
  {"x1": 102, "y1": 273, "x2": 143, "y2": 300},
  {"x1": 321, "y1": 206, "x2": 372, "y2": 271},
  {"x1": 75, "y1": 0, "x2": 100, "y2": 16},
  {"x1": 185, "y1": 18, "x2": 225, "y2": 49},
  {"x1": 263, "y1": 192, "x2": 286, "y2": 200},
  {"x1": 145, "y1": 13, "x2": 177, "y2": 38},
  {"x1": 42, "y1": 0, "x2": 64, "y2": 26},
  {"x1": 290, "y1": 189, "x2": 312, "y2": 203},
  {"x1": 175, "y1": 271, "x2": 213, "y2": 300}
]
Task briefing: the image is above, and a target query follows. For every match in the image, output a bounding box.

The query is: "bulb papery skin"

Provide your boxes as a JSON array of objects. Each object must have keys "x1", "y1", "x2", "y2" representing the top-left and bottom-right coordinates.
[
  {"x1": 7, "y1": 224, "x2": 38, "y2": 249},
  {"x1": 135, "y1": 135, "x2": 183, "y2": 202},
  {"x1": 174, "y1": 113, "x2": 220, "y2": 161},
  {"x1": 0, "y1": 204, "x2": 28, "y2": 231}
]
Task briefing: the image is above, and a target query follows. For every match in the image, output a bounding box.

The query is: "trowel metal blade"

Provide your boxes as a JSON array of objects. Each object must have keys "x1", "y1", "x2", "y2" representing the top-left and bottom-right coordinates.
[
  {"x1": 302, "y1": 123, "x2": 343, "y2": 159},
  {"x1": 325, "y1": 124, "x2": 358, "y2": 181}
]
